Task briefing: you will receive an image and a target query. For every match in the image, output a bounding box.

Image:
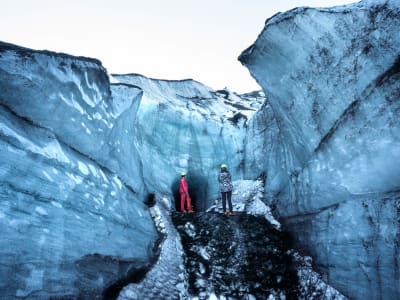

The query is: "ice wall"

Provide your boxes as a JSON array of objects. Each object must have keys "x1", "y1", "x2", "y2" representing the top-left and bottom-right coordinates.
[
  {"x1": 111, "y1": 74, "x2": 263, "y2": 211},
  {"x1": 0, "y1": 42, "x2": 157, "y2": 298},
  {"x1": 239, "y1": 0, "x2": 400, "y2": 299}
]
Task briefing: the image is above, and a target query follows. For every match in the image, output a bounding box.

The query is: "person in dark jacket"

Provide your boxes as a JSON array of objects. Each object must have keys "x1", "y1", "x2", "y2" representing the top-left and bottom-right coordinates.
[
  {"x1": 218, "y1": 164, "x2": 233, "y2": 215},
  {"x1": 179, "y1": 172, "x2": 193, "y2": 213}
]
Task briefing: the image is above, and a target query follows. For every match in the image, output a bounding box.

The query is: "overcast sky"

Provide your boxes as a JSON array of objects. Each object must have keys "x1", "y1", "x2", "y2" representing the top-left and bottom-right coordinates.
[{"x1": 1, "y1": 0, "x2": 357, "y2": 92}]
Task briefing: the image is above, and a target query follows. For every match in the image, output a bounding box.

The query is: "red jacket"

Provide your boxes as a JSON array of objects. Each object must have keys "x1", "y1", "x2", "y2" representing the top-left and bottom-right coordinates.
[{"x1": 180, "y1": 177, "x2": 188, "y2": 194}]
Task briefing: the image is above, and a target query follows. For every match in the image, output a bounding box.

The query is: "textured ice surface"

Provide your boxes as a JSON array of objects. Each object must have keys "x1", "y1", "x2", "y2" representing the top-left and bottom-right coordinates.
[
  {"x1": 111, "y1": 74, "x2": 264, "y2": 210},
  {"x1": 207, "y1": 178, "x2": 281, "y2": 230},
  {"x1": 0, "y1": 42, "x2": 157, "y2": 298},
  {"x1": 0, "y1": 42, "x2": 145, "y2": 195},
  {"x1": 118, "y1": 196, "x2": 189, "y2": 300},
  {"x1": 2, "y1": 0, "x2": 399, "y2": 298},
  {"x1": 0, "y1": 40, "x2": 267, "y2": 298},
  {"x1": 239, "y1": 0, "x2": 400, "y2": 298}
]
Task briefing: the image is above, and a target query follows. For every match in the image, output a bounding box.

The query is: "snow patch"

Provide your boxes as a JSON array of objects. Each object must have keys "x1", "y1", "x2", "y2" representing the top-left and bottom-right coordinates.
[
  {"x1": 93, "y1": 112, "x2": 103, "y2": 120},
  {"x1": 35, "y1": 207, "x2": 48, "y2": 216},
  {"x1": 207, "y1": 179, "x2": 281, "y2": 230},
  {"x1": 113, "y1": 176, "x2": 123, "y2": 189},
  {"x1": 42, "y1": 171, "x2": 53, "y2": 182},
  {"x1": 66, "y1": 172, "x2": 83, "y2": 185},
  {"x1": 59, "y1": 94, "x2": 85, "y2": 114},
  {"x1": 289, "y1": 250, "x2": 347, "y2": 299},
  {"x1": 51, "y1": 201, "x2": 63, "y2": 208},
  {"x1": 77, "y1": 161, "x2": 89, "y2": 175},
  {"x1": 88, "y1": 164, "x2": 99, "y2": 177}
]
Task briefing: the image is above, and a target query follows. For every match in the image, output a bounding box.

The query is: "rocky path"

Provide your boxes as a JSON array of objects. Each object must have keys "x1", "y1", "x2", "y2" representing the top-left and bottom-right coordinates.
[
  {"x1": 116, "y1": 184, "x2": 346, "y2": 300},
  {"x1": 172, "y1": 212, "x2": 299, "y2": 299}
]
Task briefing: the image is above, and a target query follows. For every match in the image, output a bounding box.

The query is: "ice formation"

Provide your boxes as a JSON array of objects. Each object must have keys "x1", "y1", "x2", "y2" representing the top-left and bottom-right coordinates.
[
  {"x1": 0, "y1": 42, "x2": 157, "y2": 299},
  {"x1": 0, "y1": 0, "x2": 399, "y2": 298},
  {"x1": 239, "y1": 0, "x2": 400, "y2": 298},
  {"x1": 0, "y1": 41, "x2": 264, "y2": 298},
  {"x1": 111, "y1": 73, "x2": 263, "y2": 211}
]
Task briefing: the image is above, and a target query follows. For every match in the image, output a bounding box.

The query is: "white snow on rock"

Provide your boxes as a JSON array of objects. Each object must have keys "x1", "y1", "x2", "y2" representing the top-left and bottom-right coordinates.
[
  {"x1": 208, "y1": 178, "x2": 281, "y2": 230},
  {"x1": 207, "y1": 177, "x2": 346, "y2": 299},
  {"x1": 290, "y1": 250, "x2": 347, "y2": 300}
]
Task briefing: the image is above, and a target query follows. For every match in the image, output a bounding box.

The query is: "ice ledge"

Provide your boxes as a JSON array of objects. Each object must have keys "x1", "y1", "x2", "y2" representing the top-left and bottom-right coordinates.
[
  {"x1": 264, "y1": 0, "x2": 397, "y2": 27},
  {"x1": 239, "y1": 0, "x2": 399, "y2": 65},
  {"x1": 0, "y1": 40, "x2": 105, "y2": 68},
  {"x1": 112, "y1": 72, "x2": 201, "y2": 85}
]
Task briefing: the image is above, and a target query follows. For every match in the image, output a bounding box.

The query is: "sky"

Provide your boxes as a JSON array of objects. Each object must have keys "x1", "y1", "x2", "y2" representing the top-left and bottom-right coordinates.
[{"x1": 0, "y1": 0, "x2": 356, "y2": 93}]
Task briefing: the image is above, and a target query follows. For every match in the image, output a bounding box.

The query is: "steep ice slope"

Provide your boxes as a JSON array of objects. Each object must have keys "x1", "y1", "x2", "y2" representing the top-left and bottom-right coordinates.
[
  {"x1": 239, "y1": 0, "x2": 400, "y2": 299},
  {"x1": 0, "y1": 42, "x2": 157, "y2": 298},
  {"x1": 111, "y1": 74, "x2": 263, "y2": 210},
  {"x1": 0, "y1": 42, "x2": 145, "y2": 194}
]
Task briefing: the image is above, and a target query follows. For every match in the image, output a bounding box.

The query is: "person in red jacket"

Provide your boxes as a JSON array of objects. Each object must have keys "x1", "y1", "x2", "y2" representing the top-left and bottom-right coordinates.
[{"x1": 180, "y1": 172, "x2": 193, "y2": 213}]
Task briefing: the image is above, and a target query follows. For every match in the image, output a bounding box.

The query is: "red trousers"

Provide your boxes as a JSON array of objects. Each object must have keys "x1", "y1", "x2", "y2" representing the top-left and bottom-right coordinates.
[{"x1": 180, "y1": 193, "x2": 192, "y2": 212}]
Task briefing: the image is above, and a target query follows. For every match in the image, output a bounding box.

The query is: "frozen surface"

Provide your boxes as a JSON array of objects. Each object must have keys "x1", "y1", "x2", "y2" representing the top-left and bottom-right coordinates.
[
  {"x1": 0, "y1": 40, "x2": 266, "y2": 298},
  {"x1": 2, "y1": 0, "x2": 399, "y2": 297},
  {"x1": 111, "y1": 73, "x2": 264, "y2": 210},
  {"x1": 0, "y1": 42, "x2": 157, "y2": 298},
  {"x1": 0, "y1": 42, "x2": 145, "y2": 195},
  {"x1": 207, "y1": 178, "x2": 281, "y2": 230},
  {"x1": 118, "y1": 196, "x2": 189, "y2": 300},
  {"x1": 239, "y1": 0, "x2": 400, "y2": 298}
]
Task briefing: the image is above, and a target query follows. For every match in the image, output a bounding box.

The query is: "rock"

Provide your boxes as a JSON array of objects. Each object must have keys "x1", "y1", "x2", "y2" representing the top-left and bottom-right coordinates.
[{"x1": 172, "y1": 212, "x2": 299, "y2": 299}]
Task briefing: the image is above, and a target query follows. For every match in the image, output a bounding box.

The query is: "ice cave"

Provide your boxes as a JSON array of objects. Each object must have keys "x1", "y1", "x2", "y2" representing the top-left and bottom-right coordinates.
[{"x1": 0, "y1": 0, "x2": 399, "y2": 299}]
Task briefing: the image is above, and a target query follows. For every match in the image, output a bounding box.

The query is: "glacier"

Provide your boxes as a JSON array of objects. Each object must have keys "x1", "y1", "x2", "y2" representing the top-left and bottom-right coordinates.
[
  {"x1": 239, "y1": 0, "x2": 400, "y2": 299},
  {"x1": 0, "y1": 42, "x2": 157, "y2": 299},
  {"x1": 110, "y1": 73, "x2": 263, "y2": 211},
  {"x1": 0, "y1": 0, "x2": 399, "y2": 299},
  {"x1": 0, "y1": 41, "x2": 266, "y2": 298}
]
